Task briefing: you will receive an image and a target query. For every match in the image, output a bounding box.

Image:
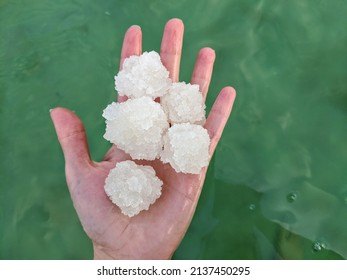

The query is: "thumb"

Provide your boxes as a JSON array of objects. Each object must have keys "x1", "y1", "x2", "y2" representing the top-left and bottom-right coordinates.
[{"x1": 50, "y1": 107, "x2": 91, "y2": 169}]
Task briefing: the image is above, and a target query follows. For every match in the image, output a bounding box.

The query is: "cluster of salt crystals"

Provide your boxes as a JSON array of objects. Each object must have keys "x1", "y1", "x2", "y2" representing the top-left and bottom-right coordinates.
[
  {"x1": 103, "y1": 97, "x2": 168, "y2": 160},
  {"x1": 161, "y1": 82, "x2": 206, "y2": 124},
  {"x1": 161, "y1": 123, "x2": 210, "y2": 174},
  {"x1": 103, "y1": 50, "x2": 210, "y2": 217},
  {"x1": 115, "y1": 51, "x2": 171, "y2": 99},
  {"x1": 104, "y1": 161, "x2": 162, "y2": 217}
]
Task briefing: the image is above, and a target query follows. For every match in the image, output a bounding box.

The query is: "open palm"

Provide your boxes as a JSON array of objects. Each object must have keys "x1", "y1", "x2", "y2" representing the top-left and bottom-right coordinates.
[{"x1": 50, "y1": 19, "x2": 236, "y2": 259}]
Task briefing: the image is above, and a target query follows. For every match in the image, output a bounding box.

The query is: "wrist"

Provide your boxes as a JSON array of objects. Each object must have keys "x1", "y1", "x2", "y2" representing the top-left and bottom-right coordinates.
[
  {"x1": 93, "y1": 244, "x2": 122, "y2": 260},
  {"x1": 93, "y1": 243, "x2": 173, "y2": 260}
]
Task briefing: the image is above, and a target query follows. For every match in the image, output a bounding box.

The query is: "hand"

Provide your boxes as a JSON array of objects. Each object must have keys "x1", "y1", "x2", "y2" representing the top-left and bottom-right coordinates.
[{"x1": 50, "y1": 18, "x2": 236, "y2": 260}]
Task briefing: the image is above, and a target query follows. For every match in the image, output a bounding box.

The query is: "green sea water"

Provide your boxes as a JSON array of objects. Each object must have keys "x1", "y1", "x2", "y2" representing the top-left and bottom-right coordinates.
[{"x1": 1, "y1": 0, "x2": 347, "y2": 259}]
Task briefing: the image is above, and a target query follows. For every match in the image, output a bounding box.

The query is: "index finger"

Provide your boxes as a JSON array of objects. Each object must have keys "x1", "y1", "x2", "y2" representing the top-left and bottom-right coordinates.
[
  {"x1": 120, "y1": 25, "x2": 142, "y2": 70},
  {"x1": 118, "y1": 25, "x2": 142, "y2": 102}
]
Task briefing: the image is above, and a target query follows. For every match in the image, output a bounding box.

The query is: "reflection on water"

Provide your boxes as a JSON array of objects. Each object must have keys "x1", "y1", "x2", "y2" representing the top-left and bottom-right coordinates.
[{"x1": 1, "y1": 0, "x2": 347, "y2": 259}]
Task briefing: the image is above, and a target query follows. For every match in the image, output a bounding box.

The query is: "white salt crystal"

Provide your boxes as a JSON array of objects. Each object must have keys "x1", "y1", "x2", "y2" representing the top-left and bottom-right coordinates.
[
  {"x1": 103, "y1": 96, "x2": 169, "y2": 160},
  {"x1": 161, "y1": 123, "x2": 210, "y2": 174},
  {"x1": 104, "y1": 160, "x2": 163, "y2": 217},
  {"x1": 115, "y1": 51, "x2": 171, "y2": 99},
  {"x1": 161, "y1": 82, "x2": 206, "y2": 124},
  {"x1": 103, "y1": 49, "x2": 213, "y2": 218}
]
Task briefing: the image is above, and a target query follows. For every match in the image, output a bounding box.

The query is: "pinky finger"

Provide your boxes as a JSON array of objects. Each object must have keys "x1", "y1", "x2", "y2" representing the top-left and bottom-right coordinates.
[{"x1": 204, "y1": 87, "x2": 236, "y2": 156}]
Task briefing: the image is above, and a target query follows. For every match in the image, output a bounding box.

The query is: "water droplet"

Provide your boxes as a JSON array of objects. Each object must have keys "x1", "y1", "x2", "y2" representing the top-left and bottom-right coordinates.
[
  {"x1": 313, "y1": 241, "x2": 326, "y2": 252},
  {"x1": 287, "y1": 192, "x2": 298, "y2": 203},
  {"x1": 313, "y1": 242, "x2": 322, "y2": 251},
  {"x1": 249, "y1": 204, "x2": 256, "y2": 211}
]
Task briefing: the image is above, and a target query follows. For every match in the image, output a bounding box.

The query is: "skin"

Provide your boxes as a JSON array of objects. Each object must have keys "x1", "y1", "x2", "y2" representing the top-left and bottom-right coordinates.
[{"x1": 50, "y1": 18, "x2": 236, "y2": 260}]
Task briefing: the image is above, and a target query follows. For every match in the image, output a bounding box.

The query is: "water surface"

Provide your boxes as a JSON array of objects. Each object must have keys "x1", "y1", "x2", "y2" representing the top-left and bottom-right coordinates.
[{"x1": 1, "y1": 0, "x2": 347, "y2": 259}]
